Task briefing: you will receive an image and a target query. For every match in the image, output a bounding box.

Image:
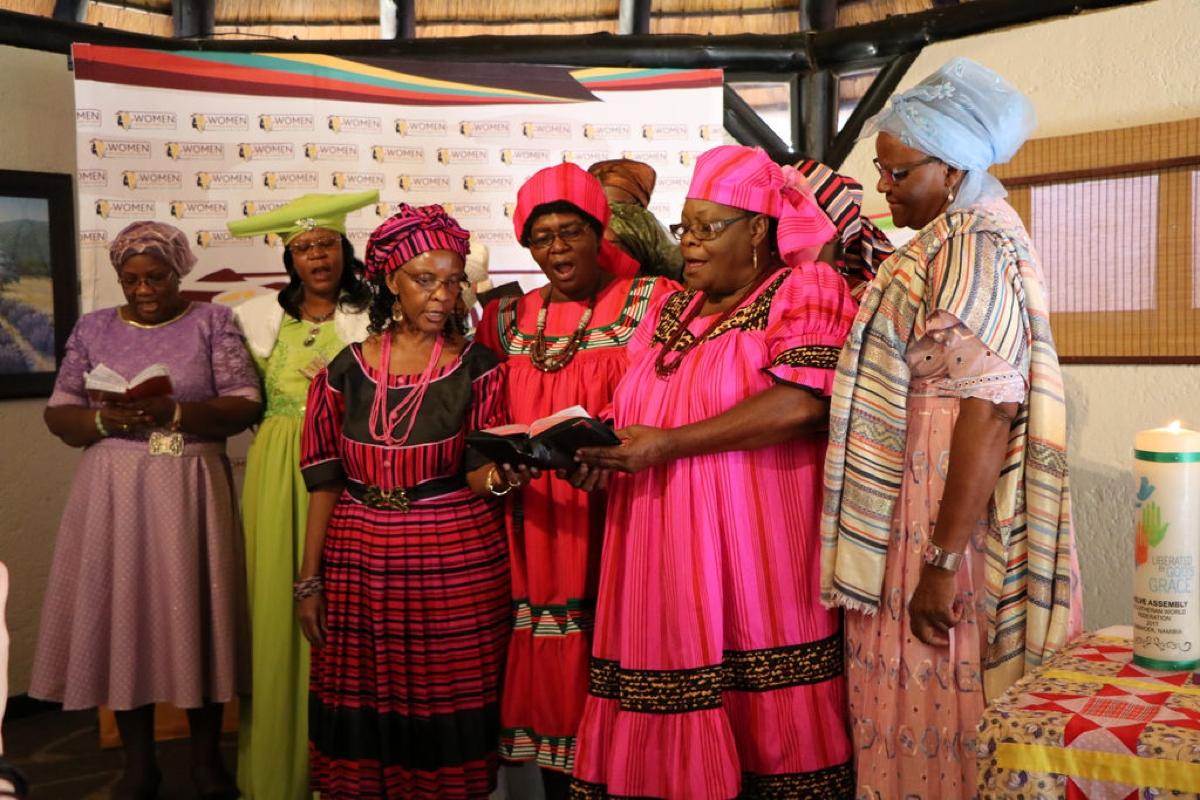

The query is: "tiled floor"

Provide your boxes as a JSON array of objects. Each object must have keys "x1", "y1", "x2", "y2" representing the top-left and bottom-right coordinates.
[{"x1": 2, "y1": 708, "x2": 236, "y2": 799}]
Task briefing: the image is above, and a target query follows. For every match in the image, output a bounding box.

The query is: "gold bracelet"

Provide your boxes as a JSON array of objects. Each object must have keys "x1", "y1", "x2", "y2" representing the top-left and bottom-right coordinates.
[
  {"x1": 94, "y1": 410, "x2": 110, "y2": 437},
  {"x1": 486, "y1": 466, "x2": 514, "y2": 497},
  {"x1": 168, "y1": 401, "x2": 183, "y2": 432}
]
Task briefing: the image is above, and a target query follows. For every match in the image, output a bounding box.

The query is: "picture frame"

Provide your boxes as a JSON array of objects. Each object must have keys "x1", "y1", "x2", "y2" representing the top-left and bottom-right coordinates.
[{"x1": 0, "y1": 169, "x2": 78, "y2": 399}]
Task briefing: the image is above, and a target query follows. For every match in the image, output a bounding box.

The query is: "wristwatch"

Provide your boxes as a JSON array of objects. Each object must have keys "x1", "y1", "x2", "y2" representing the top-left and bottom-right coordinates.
[{"x1": 923, "y1": 541, "x2": 964, "y2": 572}]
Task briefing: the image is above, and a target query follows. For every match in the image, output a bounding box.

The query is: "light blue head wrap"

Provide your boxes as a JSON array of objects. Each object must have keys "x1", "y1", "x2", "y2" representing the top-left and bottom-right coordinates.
[{"x1": 861, "y1": 57, "x2": 1036, "y2": 210}]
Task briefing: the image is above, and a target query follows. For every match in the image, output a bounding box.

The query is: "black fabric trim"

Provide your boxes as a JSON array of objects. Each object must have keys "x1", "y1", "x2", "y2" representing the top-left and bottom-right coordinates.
[
  {"x1": 588, "y1": 631, "x2": 843, "y2": 714},
  {"x1": 569, "y1": 761, "x2": 855, "y2": 800},
  {"x1": 301, "y1": 459, "x2": 345, "y2": 491},
  {"x1": 308, "y1": 696, "x2": 500, "y2": 772}
]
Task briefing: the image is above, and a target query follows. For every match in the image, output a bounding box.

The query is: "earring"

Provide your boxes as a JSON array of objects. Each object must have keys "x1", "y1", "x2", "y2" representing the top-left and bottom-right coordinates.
[
  {"x1": 391, "y1": 299, "x2": 404, "y2": 324},
  {"x1": 752, "y1": 249, "x2": 759, "y2": 272}
]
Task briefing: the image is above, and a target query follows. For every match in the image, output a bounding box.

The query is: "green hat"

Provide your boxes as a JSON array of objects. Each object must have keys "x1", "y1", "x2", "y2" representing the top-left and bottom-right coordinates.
[{"x1": 227, "y1": 190, "x2": 379, "y2": 245}]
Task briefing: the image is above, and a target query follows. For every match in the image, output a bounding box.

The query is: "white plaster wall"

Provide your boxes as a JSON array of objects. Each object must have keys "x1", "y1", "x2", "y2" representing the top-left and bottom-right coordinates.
[
  {"x1": 0, "y1": 45, "x2": 79, "y2": 695},
  {"x1": 841, "y1": 0, "x2": 1200, "y2": 629}
]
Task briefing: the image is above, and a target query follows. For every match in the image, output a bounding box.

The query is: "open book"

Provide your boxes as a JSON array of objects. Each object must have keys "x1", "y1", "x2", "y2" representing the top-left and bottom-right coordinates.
[
  {"x1": 84, "y1": 363, "x2": 174, "y2": 402},
  {"x1": 466, "y1": 405, "x2": 620, "y2": 470}
]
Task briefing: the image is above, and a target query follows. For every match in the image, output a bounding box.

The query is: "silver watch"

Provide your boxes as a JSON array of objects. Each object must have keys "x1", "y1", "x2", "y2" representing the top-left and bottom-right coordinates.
[{"x1": 923, "y1": 542, "x2": 964, "y2": 572}]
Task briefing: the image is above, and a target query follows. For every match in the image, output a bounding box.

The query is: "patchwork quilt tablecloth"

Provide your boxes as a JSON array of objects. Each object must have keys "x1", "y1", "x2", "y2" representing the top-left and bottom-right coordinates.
[{"x1": 979, "y1": 626, "x2": 1200, "y2": 799}]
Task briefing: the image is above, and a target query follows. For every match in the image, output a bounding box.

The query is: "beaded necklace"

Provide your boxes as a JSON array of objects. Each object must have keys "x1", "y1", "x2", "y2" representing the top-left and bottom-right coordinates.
[
  {"x1": 654, "y1": 269, "x2": 771, "y2": 379},
  {"x1": 529, "y1": 289, "x2": 597, "y2": 373},
  {"x1": 367, "y1": 330, "x2": 444, "y2": 446}
]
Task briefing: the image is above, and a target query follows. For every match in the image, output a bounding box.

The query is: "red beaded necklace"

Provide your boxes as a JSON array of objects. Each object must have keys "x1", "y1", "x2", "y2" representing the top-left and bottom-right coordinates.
[
  {"x1": 654, "y1": 269, "x2": 772, "y2": 379},
  {"x1": 368, "y1": 330, "x2": 444, "y2": 445}
]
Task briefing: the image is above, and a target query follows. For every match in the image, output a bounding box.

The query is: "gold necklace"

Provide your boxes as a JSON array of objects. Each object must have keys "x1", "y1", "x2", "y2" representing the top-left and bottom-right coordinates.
[
  {"x1": 119, "y1": 302, "x2": 193, "y2": 329},
  {"x1": 300, "y1": 306, "x2": 335, "y2": 347}
]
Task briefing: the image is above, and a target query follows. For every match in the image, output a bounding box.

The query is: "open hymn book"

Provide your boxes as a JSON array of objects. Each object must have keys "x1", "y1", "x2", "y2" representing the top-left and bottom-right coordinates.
[
  {"x1": 466, "y1": 405, "x2": 620, "y2": 470},
  {"x1": 84, "y1": 363, "x2": 174, "y2": 401}
]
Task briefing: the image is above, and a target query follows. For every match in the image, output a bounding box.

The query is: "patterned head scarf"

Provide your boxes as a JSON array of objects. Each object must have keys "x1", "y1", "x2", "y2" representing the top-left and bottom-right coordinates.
[
  {"x1": 363, "y1": 203, "x2": 470, "y2": 280},
  {"x1": 513, "y1": 163, "x2": 640, "y2": 278},
  {"x1": 862, "y1": 57, "x2": 1036, "y2": 210},
  {"x1": 795, "y1": 158, "x2": 895, "y2": 288},
  {"x1": 686, "y1": 145, "x2": 835, "y2": 268},
  {"x1": 587, "y1": 158, "x2": 656, "y2": 207},
  {"x1": 109, "y1": 220, "x2": 198, "y2": 277}
]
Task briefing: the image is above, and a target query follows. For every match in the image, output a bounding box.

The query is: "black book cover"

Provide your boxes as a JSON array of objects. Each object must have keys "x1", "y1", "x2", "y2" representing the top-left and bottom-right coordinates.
[{"x1": 467, "y1": 416, "x2": 620, "y2": 470}]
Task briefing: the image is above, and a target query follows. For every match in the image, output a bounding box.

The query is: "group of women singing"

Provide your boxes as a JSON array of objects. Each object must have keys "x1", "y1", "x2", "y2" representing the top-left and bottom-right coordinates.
[{"x1": 29, "y1": 56, "x2": 1081, "y2": 800}]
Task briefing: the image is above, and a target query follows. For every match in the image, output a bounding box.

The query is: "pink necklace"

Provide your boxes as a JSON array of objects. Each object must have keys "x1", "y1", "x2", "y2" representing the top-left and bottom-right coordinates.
[{"x1": 368, "y1": 330, "x2": 444, "y2": 446}]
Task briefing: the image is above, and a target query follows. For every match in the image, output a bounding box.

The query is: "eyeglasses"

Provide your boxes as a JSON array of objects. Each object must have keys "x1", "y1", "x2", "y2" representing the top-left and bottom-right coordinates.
[
  {"x1": 526, "y1": 224, "x2": 589, "y2": 250},
  {"x1": 669, "y1": 214, "x2": 751, "y2": 242},
  {"x1": 402, "y1": 269, "x2": 469, "y2": 295},
  {"x1": 289, "y1": 236, "x2": 340, "y2": 256},
  {"x1": 118, "y1": 272, "x2": 175, "y2": 290},
  {"x1": 872, "y1": 156, "x2": 941, "y2": 185}
]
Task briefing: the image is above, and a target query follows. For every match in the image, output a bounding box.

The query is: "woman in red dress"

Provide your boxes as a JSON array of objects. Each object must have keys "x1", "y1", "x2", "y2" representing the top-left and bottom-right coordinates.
[
  {"x1": 296, "y1": 205, "x2": 510, "y2": 799},
  {"x1": 476, "y1": 164, "x2": 675, "y2": 799}
]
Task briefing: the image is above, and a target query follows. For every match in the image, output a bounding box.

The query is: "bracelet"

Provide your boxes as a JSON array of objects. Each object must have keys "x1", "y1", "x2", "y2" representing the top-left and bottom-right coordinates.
[
  {"x1": 486, "y1": 466, "x2": 514, "y2": 497},
  {"x1": 94, "y1": 410, "x2": 110, "y2": 437},
  {"x1": 168, "y1": 401, "x2": 183, "y2": 432},
  {"x1": 293, "y1": 576, "x2": 323, "y2": 600}
]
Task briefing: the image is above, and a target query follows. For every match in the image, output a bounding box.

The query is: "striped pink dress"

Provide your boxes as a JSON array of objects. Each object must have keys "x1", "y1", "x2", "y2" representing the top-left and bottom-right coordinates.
[{"x1": 571, "y1": 265, "x2": 857, "y2": 799}]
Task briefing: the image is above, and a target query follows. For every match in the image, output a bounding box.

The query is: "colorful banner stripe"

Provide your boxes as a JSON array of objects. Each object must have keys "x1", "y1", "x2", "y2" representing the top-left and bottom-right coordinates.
[
  {"x1": 73, "y1": 45, "x2": 598, "y2": 106},
  {"x1": 572, "y1": 67, "x2": 724, "y2": 91}
]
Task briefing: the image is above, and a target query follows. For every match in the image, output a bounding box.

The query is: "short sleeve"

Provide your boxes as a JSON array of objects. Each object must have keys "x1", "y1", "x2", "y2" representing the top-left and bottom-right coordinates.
[
  {"x1": 463, "y1": 347, "x2": 507, "y2": 472},
  {"x1": 210, "y1": 305, "x2": 263, "y2": 402},
  {"x1": 300, "y1": 367, "x2": 346, "y2": 489},
  {"x1": 475, "y1": 298, "x2": 506, "y2": 359},
  {"x1": 763, "y1": 265, "x2": 856, "y2": 397},
  {"x1": 47, "y1": 318, "x2": 93, "y2": 408},
  {"x1": 911, "y1": 311, "x2": 1027, "y2": 404}
]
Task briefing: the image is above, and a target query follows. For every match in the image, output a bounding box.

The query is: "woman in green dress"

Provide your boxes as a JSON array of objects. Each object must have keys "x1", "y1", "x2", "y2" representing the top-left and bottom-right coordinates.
[{"x1": 229, "y1": 191, "x2": 376, "y2": 800}]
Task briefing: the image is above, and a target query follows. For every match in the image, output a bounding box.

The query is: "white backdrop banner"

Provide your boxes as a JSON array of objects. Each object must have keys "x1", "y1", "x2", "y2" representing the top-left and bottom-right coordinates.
[{"x1": 72, "y1": 45, "x2": 724, "y2": 310}]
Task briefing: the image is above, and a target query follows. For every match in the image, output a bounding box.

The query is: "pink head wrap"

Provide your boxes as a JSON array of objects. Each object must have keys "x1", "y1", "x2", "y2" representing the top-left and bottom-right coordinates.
[
  {"x1": 363, "y1": 203, "x2": 471, "y2": 280},
  {"x1": 512, "y1": 163, "x2": 639, "y2": 278},
  {"x1": 108, "y1": 220, "x2": 198, "y2": 277},
  {"x1": 686, "y1": 145, "x2": 836, "y2": 267}
]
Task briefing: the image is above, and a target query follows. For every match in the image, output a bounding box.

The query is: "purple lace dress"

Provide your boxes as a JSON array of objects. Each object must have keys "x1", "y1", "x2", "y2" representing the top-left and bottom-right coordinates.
[{"x1": 29, "y1": 303, "x2": 260, "y2": 710}]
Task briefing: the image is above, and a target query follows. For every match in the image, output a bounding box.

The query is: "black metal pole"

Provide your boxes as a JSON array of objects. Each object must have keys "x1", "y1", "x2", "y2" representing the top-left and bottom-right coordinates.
[
  {"x1": 172, "y1": 0, "x2": 213, "y2": 39},
  {"x1": 0, "y1": 0, "x2": 1154, "y2": 70},
  {"x1": 825, "y1": 50, "x2": 919, "y2": 169},
  {"x1": 619, "y1": 0, "x2": 651, "y2": 35},
  {"x1": 798, "y1": 0, "x2": 838, "y2": 161},
  {"x1": 51, "y1": 0, "x2": 87, "y2": 23},
  {"x1": 396, "y1": 0, "x2": 416, "y2": 40},
  {"x1": 723, "y1": 85, "x2": 794, "y2": 165}
]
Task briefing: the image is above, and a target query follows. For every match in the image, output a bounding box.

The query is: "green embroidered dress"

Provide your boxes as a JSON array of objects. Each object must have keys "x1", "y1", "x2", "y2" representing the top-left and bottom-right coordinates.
[{"x1": 238, "y1": 314, "x2": 348, "y2": 800}]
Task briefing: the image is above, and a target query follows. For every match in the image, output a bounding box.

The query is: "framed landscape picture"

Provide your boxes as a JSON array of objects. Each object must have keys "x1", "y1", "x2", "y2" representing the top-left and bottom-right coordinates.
[{"x1": 0, "y1": 170, "x2": 78, "y2": 398}]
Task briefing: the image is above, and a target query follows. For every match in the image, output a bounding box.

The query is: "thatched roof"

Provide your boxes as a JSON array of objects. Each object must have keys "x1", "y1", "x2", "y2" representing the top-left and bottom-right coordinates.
[{"x1": 2, "y1": 0, "x2": 956, "y2": 39}]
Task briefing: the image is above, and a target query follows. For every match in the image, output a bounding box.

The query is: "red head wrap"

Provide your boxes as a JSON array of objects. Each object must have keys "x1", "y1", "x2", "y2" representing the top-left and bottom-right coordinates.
[{"x1": 363, "y1": 203, "x2": 471, "y2": 280}]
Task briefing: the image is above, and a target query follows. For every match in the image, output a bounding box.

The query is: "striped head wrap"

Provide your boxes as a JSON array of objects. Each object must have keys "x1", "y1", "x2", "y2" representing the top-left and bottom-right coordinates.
[
  {"x1": 795, "y1": 158, "x2": 895, "y2": 290},
  {"x1": 513, "y1": 163, "x2": 640, "y2": 278},
  {"x1": 109, "y1": 220, "x2": 198, "y2": 277},
  {"x1": 686, "y1": 145, "x2": 836, "y2": 268},
  {"x1": 363, "y1": 203, "x2": 470, "y2": 280}
]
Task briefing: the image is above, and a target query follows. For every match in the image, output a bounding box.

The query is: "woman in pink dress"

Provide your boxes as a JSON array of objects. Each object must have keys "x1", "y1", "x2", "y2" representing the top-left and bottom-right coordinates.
[
  {"x1": 571, "y1": 145, "x2": 858, "y2": 799},
  {"x1": 819, "y1": 58, "x2": 1083, "y2": 799}
]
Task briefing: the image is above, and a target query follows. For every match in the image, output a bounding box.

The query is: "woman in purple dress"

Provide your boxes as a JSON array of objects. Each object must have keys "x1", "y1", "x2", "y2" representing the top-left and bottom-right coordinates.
[{"x1": 31, "y1": 221, "x2": 261, "y2": 799}]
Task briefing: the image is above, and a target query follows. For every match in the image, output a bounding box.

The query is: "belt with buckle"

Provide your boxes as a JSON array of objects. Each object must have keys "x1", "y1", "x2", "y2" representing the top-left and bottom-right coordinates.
[{"x1": 345, "y1": 476, "x2": 465, "y2": 512}]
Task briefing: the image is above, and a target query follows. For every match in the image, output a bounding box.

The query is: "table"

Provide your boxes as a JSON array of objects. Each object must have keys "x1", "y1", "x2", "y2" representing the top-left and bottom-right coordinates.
[{"x1": 978, "y1": 626, "x2": 1200, "y2": 799}]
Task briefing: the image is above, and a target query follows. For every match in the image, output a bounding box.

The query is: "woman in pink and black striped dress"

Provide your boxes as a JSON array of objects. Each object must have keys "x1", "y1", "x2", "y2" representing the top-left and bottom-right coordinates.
[
  {"x1": 296, "y1": 205, "x2": 511, "y2": 799},
  {"x1": 570, "y1": 145, "x2": 858, "y2": 799}
]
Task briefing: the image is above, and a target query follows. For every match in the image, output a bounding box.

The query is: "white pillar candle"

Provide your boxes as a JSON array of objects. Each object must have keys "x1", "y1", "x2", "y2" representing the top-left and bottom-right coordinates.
[{"x1": 1133, "y1": 421, "x2": 1200, "y2": 670}]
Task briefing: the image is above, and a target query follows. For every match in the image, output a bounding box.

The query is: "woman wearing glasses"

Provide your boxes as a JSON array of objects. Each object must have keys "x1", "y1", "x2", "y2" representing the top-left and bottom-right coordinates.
[
  {"x1": 226, "y1": 191, "x2": 375, "y2": 800},
  {"x1": 475, "y1": 163, "x2": 673, "y2": 799},
  {"x1": 32, "y1": 221, "x2": 261, "y2": 799},
  {"x1": 296, "y1": 204, "x2": 510, "y2": 798},
  {"x1": 570, "y1": 145, "x2": 857, "y2": 799},
  {"x1": 820, "y1": 58, "x2": 1081, "y2": 799}
]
